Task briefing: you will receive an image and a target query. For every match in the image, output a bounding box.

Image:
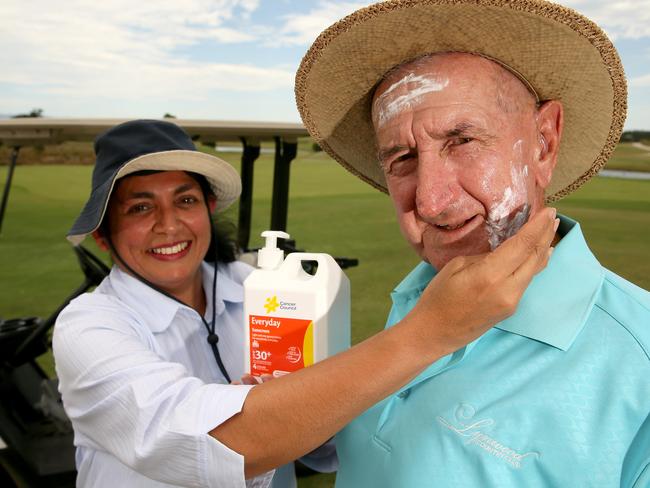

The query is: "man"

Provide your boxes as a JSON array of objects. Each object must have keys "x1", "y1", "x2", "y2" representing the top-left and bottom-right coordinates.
[{"x1": 296, "y1": 0, "x2": 650, "y2": 486}]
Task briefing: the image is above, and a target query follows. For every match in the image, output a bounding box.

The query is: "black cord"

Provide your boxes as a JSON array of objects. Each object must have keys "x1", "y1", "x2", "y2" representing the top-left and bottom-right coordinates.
[
  {"x1": 203, "y1": 224, "x2": 231, "y2": 383},
  {"x1": 104, "y1": 210, "x2": 231, "y2": 383}
]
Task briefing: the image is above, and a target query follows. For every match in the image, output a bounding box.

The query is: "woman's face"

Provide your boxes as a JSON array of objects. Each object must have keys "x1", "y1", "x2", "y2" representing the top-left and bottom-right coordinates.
[{"x1": 94, "y1": 171, "x2": 215, "y2": 298}]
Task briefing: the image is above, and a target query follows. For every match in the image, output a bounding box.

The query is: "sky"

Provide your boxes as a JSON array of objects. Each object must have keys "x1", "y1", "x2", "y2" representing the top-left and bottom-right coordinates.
[{"x1": 1, "y1": 0, "x2": 649, "y2": 129}]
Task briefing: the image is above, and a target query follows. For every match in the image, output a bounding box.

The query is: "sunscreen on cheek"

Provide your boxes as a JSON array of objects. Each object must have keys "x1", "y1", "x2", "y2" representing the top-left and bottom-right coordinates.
[{"x1": 243, "y1": 231, "x2": 351, "y2": 378}]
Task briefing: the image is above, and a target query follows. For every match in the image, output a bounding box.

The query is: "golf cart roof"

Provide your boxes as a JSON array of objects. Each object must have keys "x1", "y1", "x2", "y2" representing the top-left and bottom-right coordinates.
[{"x1": 0, "y1": 118, "x2": 309, "y2": 147}]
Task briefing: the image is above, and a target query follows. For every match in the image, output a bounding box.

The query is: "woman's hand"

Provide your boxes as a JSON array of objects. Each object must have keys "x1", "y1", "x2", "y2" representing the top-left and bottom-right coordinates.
[
  {"x1": 400, "y1": 207, "x2": 558, "y2": 355},
  {"x1": 232, "y1": 374, "x2": 274, "y2": 385}
]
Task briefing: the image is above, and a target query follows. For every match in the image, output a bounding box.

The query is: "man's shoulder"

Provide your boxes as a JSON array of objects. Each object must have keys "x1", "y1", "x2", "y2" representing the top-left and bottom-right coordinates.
[{"x1": 594, "y1": 269, "x2": 650, "y2": 361}]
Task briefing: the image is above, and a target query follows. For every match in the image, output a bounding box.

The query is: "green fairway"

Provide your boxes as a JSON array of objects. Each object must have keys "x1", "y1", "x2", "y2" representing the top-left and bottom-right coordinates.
[
  {"x1": 1, "y1": 147, "x2": 649, "y2": 488},
  {"x1": 606, "y1": 142, "x2": 650, "y2": 172}
]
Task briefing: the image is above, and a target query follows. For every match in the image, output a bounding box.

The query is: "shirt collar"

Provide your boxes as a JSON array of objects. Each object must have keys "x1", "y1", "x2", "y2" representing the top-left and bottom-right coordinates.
[
  {"x1": 108, "y1": 261, "x2": 244, "y2": 333},
  {"x1": 390, "y1": 215, "x2": 604, "y2": 352},
  {"x1": 497, "y1": 215, "x2": 604, "y2": 350}
]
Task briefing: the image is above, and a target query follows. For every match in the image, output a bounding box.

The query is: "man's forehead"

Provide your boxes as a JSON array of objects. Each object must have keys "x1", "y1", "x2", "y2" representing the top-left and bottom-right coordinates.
[
  {"x1": 377, "y1": 53, "x2": 503, "y2": 97},
  {"x1": 372, "y1": 52, "x2": 538, "y2": 126}
]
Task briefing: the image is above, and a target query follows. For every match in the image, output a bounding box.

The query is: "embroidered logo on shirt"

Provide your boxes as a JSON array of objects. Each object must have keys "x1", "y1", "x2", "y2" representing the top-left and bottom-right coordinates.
[{"x1": 437, "y1": 403, "x2": 540, "y2": 469}]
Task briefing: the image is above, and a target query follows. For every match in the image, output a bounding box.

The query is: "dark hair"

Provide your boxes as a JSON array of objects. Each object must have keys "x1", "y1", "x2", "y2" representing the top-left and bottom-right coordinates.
[{"x1": 98, "y1": 170, "x2": 239, "y2": 264}]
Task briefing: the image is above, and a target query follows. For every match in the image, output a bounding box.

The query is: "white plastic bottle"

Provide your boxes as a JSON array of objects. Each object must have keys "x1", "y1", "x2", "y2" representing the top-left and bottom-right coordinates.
[{"x1": 243, "y1": 231, "x2": 351, "y2": 377}]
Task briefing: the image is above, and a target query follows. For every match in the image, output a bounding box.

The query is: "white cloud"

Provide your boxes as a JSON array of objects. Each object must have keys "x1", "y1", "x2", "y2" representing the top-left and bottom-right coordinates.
[
  {"x1": 270, "y1": 1, "x2": 368, "y2": 46},
  {"x1": 630, "y1": 73, "x2": 650, "y2": 87},
  {"x1": 0, "y1": 0, "x2": 293, "y2": 107},
  {"x1": 557, "y1": 0, "x2": 650, "y2": 40}
]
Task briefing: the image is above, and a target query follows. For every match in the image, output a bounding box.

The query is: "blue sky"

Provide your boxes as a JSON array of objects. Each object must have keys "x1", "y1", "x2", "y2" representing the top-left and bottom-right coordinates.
[{"x1": 1, "y1": 0, "x2": 649, "y2": 129}]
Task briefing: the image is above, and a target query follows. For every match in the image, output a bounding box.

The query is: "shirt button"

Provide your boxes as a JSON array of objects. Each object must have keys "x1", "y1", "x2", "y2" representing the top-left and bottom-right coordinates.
[{"x1": 397, "y1": 390, "x2": 409, "y2": 399}]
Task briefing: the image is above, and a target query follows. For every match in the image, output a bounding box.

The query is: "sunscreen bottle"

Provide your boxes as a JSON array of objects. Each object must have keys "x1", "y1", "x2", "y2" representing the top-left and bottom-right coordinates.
[{"x1": 243, "y1": 231, "x2": 351, "y2": 377}]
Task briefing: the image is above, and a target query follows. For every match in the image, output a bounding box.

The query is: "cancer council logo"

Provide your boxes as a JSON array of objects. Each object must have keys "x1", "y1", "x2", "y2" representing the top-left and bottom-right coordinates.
[{"x1": 264, "y1": 295, "x2": 280, "y2": 314}]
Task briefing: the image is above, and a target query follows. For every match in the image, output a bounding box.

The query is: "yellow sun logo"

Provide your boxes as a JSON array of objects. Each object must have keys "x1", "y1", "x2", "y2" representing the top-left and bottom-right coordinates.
[{"x1": 264, "y1": 295, "x2": 280, "y2": 314}]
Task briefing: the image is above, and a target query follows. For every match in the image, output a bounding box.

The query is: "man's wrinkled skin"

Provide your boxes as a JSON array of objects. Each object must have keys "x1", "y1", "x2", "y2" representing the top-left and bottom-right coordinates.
[{"x1": 372, "y1": 53, "x2": 564, "y2": 270}]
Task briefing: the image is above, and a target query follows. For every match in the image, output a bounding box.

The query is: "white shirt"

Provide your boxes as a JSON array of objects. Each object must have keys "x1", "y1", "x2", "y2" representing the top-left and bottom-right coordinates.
[{"x1": 53, "y1": 261, "x2": 273, "y2": 488}]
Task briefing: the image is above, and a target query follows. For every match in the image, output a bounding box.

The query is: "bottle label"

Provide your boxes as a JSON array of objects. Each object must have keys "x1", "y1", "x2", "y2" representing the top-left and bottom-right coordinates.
[{"x1": 248, "y1": 315, "x2": 314, "y2": 375}]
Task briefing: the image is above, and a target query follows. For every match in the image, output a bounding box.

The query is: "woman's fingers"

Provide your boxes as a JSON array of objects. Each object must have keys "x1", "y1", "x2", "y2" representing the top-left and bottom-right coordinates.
[
  {"x1": 483, "y1": 207, "x2": 557, "y2": 280},
  {"x1": 406, "y1": 207, "x2": 559, "y2": 353},
  {"x1": 509, "y1": 215, "x2": 559, "y2": 288},
  {"x1": 237, "y1": 374, "x2": 275, "y2": 385}
]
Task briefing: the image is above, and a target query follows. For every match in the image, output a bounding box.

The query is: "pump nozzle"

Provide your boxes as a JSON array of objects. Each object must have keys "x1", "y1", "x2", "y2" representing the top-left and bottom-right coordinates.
[{"x1": 258, "y1": 230, "x2": 290, "y2": 270}]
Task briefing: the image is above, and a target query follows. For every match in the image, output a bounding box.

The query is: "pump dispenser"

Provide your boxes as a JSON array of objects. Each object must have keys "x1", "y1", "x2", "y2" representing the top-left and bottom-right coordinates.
[
  {"x1": 257, "y1": 230, "x2": 289, "y2": 270},
  {"x1": 243, "y1": 231, "x2": 351, "y2": 377}
]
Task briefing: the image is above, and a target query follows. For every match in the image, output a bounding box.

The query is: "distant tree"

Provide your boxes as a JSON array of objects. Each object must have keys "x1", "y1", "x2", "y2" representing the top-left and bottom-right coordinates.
[
  {"x1": 163, "y1": 113, "x2": 177, "y2": 119},
  {"x1": 12, "y1": 108, "x2": 43, "y2": 118},
  {"x1": 312, "y1": 142, "x2": 323, "y2": 152}
]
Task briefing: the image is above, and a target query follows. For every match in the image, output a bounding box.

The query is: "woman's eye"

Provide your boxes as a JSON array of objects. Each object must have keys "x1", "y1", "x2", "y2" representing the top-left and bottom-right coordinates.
[
  {"x1": 127, "y1": 203, "x2": 150, "y2": 214},
  {"x1": 179, "y1": 195, "x2": 199, "y2": 205}
]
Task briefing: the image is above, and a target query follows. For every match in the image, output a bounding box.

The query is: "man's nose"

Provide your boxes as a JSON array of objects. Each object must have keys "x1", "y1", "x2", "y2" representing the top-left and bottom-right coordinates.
[{"x1": 414, "y1": 154, "x2": 460, "y2": 219}]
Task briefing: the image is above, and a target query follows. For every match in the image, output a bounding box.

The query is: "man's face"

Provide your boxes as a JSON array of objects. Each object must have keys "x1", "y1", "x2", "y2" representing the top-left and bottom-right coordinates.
[
  {"x1": 98, "y1": 171, "x2": 215, "y2": 298},
  {"x1": 373, "y1": 53, "x2": 560, "y2": 270}
]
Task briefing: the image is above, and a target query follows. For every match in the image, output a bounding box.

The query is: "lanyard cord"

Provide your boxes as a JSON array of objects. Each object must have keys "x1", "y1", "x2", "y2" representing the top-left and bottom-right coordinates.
[
  {"x1": 104, "y1": 221, "x2": 232, "y2": 383},
  {"x1": 203, "y1": 235, "x2": 231, "y2": 383}
]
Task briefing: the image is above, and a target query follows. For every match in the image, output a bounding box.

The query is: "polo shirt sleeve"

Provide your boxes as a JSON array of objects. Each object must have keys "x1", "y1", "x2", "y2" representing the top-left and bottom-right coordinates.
[
  {"x1": 53, "y1": 293, "x2": 258, "y2": 488},
  {"x1": 622, "y1": 411, "x2": 650, "y2": 488}
]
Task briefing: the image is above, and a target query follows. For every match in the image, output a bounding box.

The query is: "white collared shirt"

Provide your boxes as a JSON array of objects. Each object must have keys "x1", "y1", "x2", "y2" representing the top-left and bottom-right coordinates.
[{"x1": 53, "y1": 261, "x2": 272, "y2": 488}]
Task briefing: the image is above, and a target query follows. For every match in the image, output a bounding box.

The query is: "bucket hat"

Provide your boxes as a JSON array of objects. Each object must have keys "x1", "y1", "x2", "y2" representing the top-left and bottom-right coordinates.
[
  {"x1": 295, "y1": 0, "x2": 627, "y2": 202},
  {"x1": 67, "y1": 119, "x2": 241, "y2": 245}
]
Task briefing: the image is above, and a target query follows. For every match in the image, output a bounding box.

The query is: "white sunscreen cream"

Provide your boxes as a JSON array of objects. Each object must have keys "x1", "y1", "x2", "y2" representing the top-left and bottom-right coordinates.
[
  {"x1": 373, "y1": 73, "x2": 449, "y2": 128},
  {"x1": 485, "y1": 141, "x2": 531, "y2": 250}
]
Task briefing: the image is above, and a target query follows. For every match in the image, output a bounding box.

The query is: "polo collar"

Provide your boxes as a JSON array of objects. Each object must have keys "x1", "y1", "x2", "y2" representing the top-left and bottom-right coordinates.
[
  {"x1": 497, "y1": 216, "x2": 604, "y2": 350},
  {"x1": 390, "y1": 215, "x2": 604, "y2": 352},
  {"x1": 108, "y1": 262, "x2": 244, "y2": 333}
]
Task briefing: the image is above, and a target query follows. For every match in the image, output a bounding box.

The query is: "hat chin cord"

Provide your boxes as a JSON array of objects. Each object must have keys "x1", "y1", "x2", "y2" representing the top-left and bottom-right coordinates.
[{"x1": 103, "y1": 209, "x2": 232, "y2": 384}]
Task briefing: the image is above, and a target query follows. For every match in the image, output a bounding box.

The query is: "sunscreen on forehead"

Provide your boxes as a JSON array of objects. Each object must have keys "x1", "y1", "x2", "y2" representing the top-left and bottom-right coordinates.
[{"x1": 243, "y1": 231, "x2": 351, "y2": 377}]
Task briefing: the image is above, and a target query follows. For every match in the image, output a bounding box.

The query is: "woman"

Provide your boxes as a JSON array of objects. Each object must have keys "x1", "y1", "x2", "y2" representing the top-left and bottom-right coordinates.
[{"x1": 54, "y1": 119, "x2": 556, "y2": 487}]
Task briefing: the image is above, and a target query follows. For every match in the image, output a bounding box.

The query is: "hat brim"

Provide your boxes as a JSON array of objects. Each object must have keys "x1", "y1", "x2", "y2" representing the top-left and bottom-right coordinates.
[
  {"x1": 67, "y1": 150, "x2": 241, "y2": 245},
  {"x1": 295, "y1": 0, "x2": 627, "y2": 202}
]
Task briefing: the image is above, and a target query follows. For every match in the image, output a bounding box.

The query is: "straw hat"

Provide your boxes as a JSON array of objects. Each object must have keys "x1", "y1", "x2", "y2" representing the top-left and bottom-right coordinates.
[
  {"x1": 67, "y1": 119, "x2": 241, "y2": 245},
  {"x1": 295, "y1": 0, "x2": 627, "y2": 202}
]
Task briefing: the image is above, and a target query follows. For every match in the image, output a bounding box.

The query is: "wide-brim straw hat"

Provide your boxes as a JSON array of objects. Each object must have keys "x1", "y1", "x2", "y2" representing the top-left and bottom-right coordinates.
[
  {"x1": 67, "y1": 119, "x2": 241, "y2": 245},
  {"x1": 295, "y1": 0, "x2": 627, "y2": 202}
]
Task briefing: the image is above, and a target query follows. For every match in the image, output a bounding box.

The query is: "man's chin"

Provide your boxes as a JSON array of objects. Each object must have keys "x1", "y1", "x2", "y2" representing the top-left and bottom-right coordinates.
[
  {"x1": 420, "y1": 227, "x2": 490, "y2": 270},
  {"x1": 421, "y1": 241, "x2": 491, "y2": 271}
]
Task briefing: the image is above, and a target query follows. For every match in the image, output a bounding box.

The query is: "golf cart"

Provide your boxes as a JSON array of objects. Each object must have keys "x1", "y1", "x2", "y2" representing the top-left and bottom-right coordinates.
[{"x1": 0, "y1": 118, "x2": 357, "y2": 486}]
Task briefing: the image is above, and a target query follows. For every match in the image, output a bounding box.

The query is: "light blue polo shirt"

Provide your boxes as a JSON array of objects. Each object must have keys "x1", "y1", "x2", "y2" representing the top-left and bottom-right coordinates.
[{"x1": 336, "y1": 217, "x2": 650, "y2": 487}]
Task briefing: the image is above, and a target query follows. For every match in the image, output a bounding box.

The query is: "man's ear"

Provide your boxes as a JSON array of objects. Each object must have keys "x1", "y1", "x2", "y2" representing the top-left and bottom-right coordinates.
[
  {"x1": 534, "y1": 100, "x2": 564, "y2": 189},
  {"x1": 92, "y1": 230, "x2": 110, "y2": 252}
]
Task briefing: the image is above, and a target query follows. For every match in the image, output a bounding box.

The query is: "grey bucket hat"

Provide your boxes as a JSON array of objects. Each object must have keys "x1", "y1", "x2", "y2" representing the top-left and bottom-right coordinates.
[{"x1": 67, "y1": 119, "x2": 241, "y2": 245}]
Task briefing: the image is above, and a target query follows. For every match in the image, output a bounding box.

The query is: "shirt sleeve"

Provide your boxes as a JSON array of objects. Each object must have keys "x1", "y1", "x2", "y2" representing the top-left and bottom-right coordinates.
[
  {"x1": 621, "y1": 411, "x2": 650, "y2": 488},
  {"x1": 53, "y1": 293, "x2": 255, "y2": 488}
]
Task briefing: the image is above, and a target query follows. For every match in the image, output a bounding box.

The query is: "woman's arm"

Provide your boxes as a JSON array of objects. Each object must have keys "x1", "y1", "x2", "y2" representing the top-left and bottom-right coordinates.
[{"x1": 211, "y1": 207, "x2": 558, "y2": 477}]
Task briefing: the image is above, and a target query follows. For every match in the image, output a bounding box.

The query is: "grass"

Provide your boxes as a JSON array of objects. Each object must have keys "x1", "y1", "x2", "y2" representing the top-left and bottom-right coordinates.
[
  {"x1": 1, "y1": 145, "x2": 649, "y2": 488},
  {"x1": 605, "y1": 142, "x2": 650, "y2": 172}
]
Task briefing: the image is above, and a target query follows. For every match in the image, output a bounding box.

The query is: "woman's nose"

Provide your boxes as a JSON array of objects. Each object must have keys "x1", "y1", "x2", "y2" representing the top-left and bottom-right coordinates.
[{"x1": 152, "y1": 206, "x2": 181, "y2": 234}]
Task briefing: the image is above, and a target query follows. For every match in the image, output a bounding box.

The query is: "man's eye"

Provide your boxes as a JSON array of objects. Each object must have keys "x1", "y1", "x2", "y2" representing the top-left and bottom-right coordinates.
[
  {"x1": 454, "y1": 137, "x2": 472, "y2": 145},
  {"x1": 386, "y1": 154, "x2": 417, "y2": 176}
]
